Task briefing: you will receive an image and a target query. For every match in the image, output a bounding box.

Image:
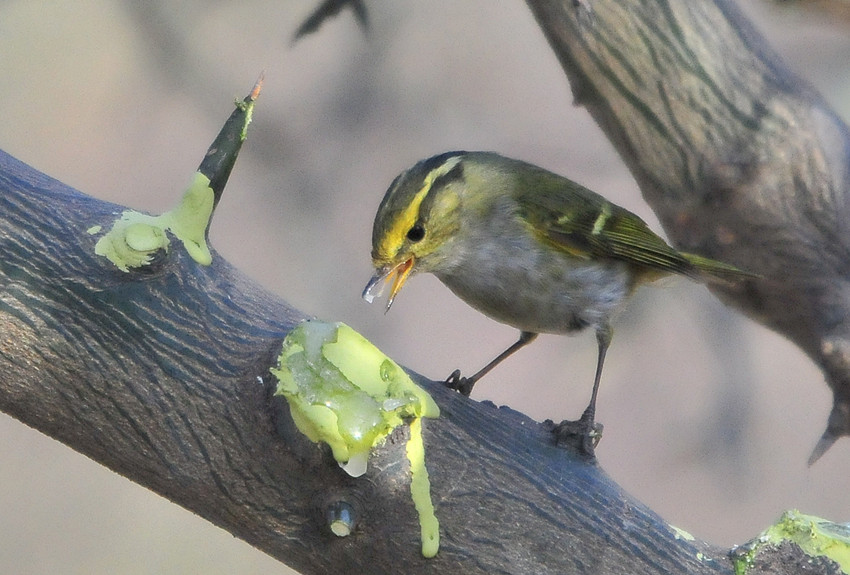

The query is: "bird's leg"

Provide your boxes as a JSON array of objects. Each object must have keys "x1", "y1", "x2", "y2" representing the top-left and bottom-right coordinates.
[
  {"x1": 446, "y1": 331, "x2": 538, "y2": 396},
  {"x1": 552, "y1": 324, "x2": 612, "y2": 458}
]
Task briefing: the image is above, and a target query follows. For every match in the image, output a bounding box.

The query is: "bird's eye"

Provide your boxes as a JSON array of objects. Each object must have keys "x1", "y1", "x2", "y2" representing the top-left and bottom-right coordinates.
[{"x1": 406, "y1": 224, "x2": 425, "y2": 242}]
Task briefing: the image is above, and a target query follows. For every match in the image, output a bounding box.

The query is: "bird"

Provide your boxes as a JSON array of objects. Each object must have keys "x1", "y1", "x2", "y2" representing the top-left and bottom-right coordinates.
[{"x1": 363, "y1": 151, "x2": 753, "y2": 456}]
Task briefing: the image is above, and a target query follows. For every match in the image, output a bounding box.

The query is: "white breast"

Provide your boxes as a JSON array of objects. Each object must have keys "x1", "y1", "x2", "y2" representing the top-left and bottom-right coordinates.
[{"x1": 430, "y1": 205, "x2": 632, "y2": 335}]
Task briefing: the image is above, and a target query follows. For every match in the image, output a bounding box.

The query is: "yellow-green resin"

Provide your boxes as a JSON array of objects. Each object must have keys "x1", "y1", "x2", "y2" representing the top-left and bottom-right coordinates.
[
  {"x1": 272, "y1": 320, "x2": 441, "y2": 557},
  {"x1": 734, "y1": 510, "x2": 850, "y2": 574},
  {"x1": 670, "y1": 525, "x2": 695, "y2": 542},
  {"x1": 92, "y1": 172, "x2": 214, "y2": 271},
  {"x1": 407, "y1": 417, "x2": 439, "y2": 557}
]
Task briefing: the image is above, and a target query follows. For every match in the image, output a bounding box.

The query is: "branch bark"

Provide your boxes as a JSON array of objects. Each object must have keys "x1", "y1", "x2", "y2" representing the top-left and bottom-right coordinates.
[
  {"x1": 1, "y1": 0, "x2": 847, "y2": 574},
  {"x1": 0, "y1": 152, "x2": 738, "y2": 574},
  {"x1": 525, "y1": 0, "x2": 850, "y2": 461},
  {"x1": 0, "y1": 152, "x2": 834, "y2": 573}
]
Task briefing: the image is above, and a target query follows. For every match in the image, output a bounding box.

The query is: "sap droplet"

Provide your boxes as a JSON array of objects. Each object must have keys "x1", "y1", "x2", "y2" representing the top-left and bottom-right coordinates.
[{"x1": 326, "y1": 500, "x2": 358, "y2": 537}]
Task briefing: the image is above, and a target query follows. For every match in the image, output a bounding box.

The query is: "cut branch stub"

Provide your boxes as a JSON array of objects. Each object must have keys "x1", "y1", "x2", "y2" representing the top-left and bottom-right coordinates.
[{"x1": 90, "y1": 77, "x2": 261, "y2": 274}]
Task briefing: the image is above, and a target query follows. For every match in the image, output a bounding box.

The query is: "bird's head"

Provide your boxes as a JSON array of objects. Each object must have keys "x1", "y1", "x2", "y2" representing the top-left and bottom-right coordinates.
[{"x1": 363, "y1": 151, "x2": 474, "y2": 311}]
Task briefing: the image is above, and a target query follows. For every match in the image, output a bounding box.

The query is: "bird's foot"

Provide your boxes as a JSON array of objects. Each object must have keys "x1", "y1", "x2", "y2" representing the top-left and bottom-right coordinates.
[
  {"x1": 444, "y1": 369, "x2": 476, "y2": 396},
  {"x1": 546, "y1": 408, "x2": 603, "y2": 459}
]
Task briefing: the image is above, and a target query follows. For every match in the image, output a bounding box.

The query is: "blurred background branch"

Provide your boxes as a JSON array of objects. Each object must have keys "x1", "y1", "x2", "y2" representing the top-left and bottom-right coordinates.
[{"x1": 525, "y1": 0, "x2": 850, "y2": 462}]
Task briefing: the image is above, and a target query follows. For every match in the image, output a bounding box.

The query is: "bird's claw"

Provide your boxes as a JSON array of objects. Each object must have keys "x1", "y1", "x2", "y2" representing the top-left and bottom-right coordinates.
[
  {"x1": 445, "y1": 369, "x2": 476, "y2": 396},
  {"x1": 547, "y1": 411, "x2": 603, "y2": 459}
]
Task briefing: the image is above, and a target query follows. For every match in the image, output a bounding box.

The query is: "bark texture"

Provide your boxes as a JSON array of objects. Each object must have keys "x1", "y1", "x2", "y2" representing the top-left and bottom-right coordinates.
[
  {"x1": 525, "y1": 0, "x2": 850, "y2": 460},
  {"x1": 0, "y1": 150, "x2": 741, "y2": 573}
]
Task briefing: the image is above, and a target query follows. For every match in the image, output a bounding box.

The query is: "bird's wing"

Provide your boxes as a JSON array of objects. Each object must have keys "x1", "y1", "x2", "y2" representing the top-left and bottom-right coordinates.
[{"x1": 514, "y1": 173, "x2": 699, "y2": 277}]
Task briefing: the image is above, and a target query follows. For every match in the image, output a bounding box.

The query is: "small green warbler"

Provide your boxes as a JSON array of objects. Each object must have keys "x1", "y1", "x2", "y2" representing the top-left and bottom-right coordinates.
[{"x1": 363, "y1": 151, "x2": 751, "y2": 455}]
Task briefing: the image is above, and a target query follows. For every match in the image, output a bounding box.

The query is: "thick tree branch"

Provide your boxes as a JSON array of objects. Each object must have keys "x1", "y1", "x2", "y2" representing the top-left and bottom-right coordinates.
[
  {"x1": 525, "y1": 0, "x2": 850, "y2": 460},
  {"x1": 0, "y1": 149, "x2": 744, "y2": 573}
]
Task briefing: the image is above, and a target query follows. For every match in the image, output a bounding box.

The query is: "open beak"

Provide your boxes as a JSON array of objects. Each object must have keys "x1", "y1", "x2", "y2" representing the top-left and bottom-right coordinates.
[{"x1": 362, "y1": 257, "x2": 415, "y2": 312}]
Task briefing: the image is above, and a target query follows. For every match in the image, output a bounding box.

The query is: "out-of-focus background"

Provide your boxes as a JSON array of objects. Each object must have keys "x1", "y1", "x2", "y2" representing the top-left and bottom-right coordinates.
[{"x1": 1, "y1": 1, "x2": 849, "y2": 573}]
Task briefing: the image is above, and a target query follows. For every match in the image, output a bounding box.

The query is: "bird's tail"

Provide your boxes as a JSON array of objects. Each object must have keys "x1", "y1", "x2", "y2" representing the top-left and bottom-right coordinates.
[{"x1": 681, "y1": 252, "x2": 758, "y2": 281}]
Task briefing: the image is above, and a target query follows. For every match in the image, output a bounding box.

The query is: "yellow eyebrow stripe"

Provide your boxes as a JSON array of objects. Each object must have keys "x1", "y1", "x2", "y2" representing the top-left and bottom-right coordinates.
[
  {"x1": 379, "y1": 156, "x2": 463, "y2": 258},
  {"x1": 379, "y1": 182, "x2": 429, "y2": 259}
]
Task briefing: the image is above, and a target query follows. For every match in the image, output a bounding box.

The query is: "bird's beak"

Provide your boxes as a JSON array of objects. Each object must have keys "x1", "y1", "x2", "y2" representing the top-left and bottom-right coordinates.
[{"x1": 362, "y1": 257, "x2": 415, "y2": 312}]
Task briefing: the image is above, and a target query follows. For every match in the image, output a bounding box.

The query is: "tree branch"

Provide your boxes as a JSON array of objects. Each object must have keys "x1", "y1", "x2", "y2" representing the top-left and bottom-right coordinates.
[
  {"x1": 0, "y1": 147, "x2": 746, "y2": 573},
  {"x1": 525, "y1": 0, "x2": 850, "y2": 461}
]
